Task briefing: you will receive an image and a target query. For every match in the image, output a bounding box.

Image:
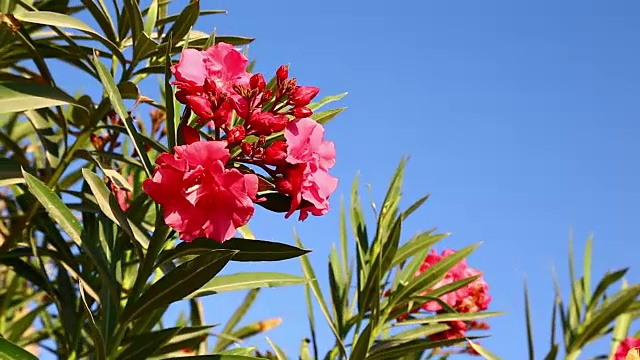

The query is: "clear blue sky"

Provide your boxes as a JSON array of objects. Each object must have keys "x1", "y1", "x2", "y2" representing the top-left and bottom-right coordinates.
[{"x1": 62, "y1": 0, "x2": 640, "y2": 359}]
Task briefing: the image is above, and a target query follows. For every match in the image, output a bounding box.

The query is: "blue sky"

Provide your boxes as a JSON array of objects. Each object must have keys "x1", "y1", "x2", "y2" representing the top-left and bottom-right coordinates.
[{"x1": 56, "y1": 0, "x2": 640, "y2": 359}]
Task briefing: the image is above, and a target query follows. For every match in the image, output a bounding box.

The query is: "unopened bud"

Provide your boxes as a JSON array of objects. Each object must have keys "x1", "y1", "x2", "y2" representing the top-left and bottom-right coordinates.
[
  {"x1": 250, "y1": 73, "x2": 266, "y2": 91},
  {"x1": 257, "y1": 135, "x2": 266, "y2": 147},
  {"x1": 276, "y1": 65, "x2": 289, "y2": 82},
  {"x1": 241, "y1": 142, "x2": 253, "y2": 156},
  {"x1": 262, "y1": 89, "x2": 274, "y2": 102},
  {"x1": 292, "y1": 107, "x2": 312, "y2": 118},
  {"x1": 227, "y1": 125, "x2": 246, "y2": 143}
]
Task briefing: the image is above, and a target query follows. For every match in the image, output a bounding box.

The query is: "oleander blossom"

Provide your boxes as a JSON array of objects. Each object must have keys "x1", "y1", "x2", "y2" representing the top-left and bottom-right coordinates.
[
  {"x1": 614, "y1": 337, "x2": 640, "y2": 360},
  {"x1": 417, "y1": 249, "x2": 491, "y2": 313},
  {"x1": 390, "y1": 249, "x2": 491, "y2": 354},
  {"x1": 278, "y1": 118, "x2": 338, "y2": 220},
  {"x1": 109, "y1": 174, "x2": 133, "y2": 211},
  {"x1": 171, "y1": 42, "x2": 251, "y2": 123},
  {"x1": 143, "y1": 140, "x2": 258, "y2": 242}
]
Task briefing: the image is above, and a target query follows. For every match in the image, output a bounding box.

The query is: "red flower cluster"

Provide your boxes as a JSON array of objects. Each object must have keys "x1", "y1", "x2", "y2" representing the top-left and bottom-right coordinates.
[
  {"x1": 396, "y1": 249, "x2": 491, "y2": 354},
  {"x1": 143, "y1": 43, "x2": 338, "y2": 242},
  {"x1": 615, "y1": 337, "x2": 640, "y2": 360}
]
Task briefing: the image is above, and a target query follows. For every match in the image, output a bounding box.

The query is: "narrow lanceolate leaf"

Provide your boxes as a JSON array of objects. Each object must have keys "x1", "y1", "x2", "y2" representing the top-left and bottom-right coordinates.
[
  {"x1": 308, "y1": 92, "x2": 348, "y2": 111},
  {"x1": 295, "y1": 234, "x2": 347, "y2": 356},
  {"x1": 571, "y1": 284, "x2": 640, "y2": 350},
  {"x1": 214, "y1": 289, "x2": 259, "y2": 352},
  {"x1": 312, "y1": 107, "x2": 346, "y2": 125},
  {"x1": 0, "y1": 337, "x2": 38, "y2": 360},
  {"x1": 0, "y1": 81, "x2": 82, "y2": 114},
  {"x1": 524, "y1": 280, "x2": 535, "y2": 360},
  {"x1": 266, "y1": 337, "x2": 287, "y2": 360},
  {"x1": 123, "y1": 250, "x2": 236, "y2": 322},
  {"x1": 79, "y1": 283, "x2": 106, "y2": 360},
  {"x1": 82, "y1": 169, "x2": 150, "y2": 250},
  {"x1": 92, "y1": 54, "x2": 154, "y2": 176},
  {"x1": 164, "y1": 33, "x2": 177, "y2": 150},
  {"x1": 468, "y1": 340, "x2": 502, "y2": 360},
  {"x1": 12, "y1": 11, "x2": 125, "y2": 64},
  {"x1": 118, "y1": 328, "x2": 182, "y2": 360},
  {"x1": 22, "y1": 169, "x2": 82, "y2": 242},
  {"x1": 158, "y1": 237, "x2": 309, "y2": 265},
  {"x1": 367, "y1": 337, "x2": 485, "y2": 360},
  {"x1": 188, "y1": 272, "x2": 306, "y2": 297}
]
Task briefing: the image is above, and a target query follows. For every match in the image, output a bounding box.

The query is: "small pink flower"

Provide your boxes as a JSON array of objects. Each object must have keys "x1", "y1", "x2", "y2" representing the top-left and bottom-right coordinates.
[
  {"x1": 143, "y1": 141, "x2": 257, "y2": 242},
  {"x1": 279, "y1": 118, "x2": 338, "y2": 220},
  {"x1": 417, "y1": 249, "x2": 491, "y2": 313},
  {"x1": 615, "y1": 337, "x2": 640, "y2": 360},
  {"x1": 110, "y1": 175, "x2": 133, "y2": 212},
  {"x1": 171, "y1": 43, "x2": 251, "y2": 122}
]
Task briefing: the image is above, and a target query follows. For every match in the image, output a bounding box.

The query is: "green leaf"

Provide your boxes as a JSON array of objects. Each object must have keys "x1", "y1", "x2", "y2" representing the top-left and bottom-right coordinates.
[
  {"x1": 295, "y1": 234, "x2": 347, "y2": 356},
  {"x1": 255, "y1": 192, "x2": 292, "y2": 213},
  {"x1": 0, "y1": 81, "x2": 82, "y2": 114},
  {"x1": 213, "y1": 36, "x2": 255, "y2": 46},
  {"x1": 583, "y1": 235, "x2": 593, "y2": 307},
  {"x1": 0, "y1": 337, "x2": 38, "y2": 360},
  {"x1": 311, "y1": 107, "x2": 346, "y2": 125},
  {"x1": 265, "y1": 337, "x2": 286, "y2": 360},
  {"x1": 120, "y1": 326, "x2": 214, "y2": 359},
  {"x1": 524, "y1": 280, "x2": 535, "y2": 360},
  {"x1": 468, "y1": 340, "x2": 502, "y2": 360},
  {"x1": 122, "y1": 250, "x2": 236, "y2": 322},
  {"x1": 367, "y1": 337, "x2": 484, "y2": 360},
  {"x1": 214, "y1": 289, "x2": 259, "y2": 352},
  {"x1": 543, "y1": 344, "x2": 559, "y2": 360},
  {"x1": 158, "y1": 237, "x2": 309, "y2": 265},
  {"x1": 143, "y1": 0, "x2": 158, "y2": 35},
  {"x1": 118, "y1": 327, "x2": 182, "y2": 360},
  {"x1": 92, "y1": 54, "x2": 154, "y2": 176},
  {"x1": 80, "y1": 282, "x2": 107, "y2": 360},
  {"x1": 164, "y1": 356, "x2": 261, "y2": 360},
  {"x1": 391, "y1": 231, "x2": 447, "y2": 269},
  {"x1": 82, "y1": 168, "x2": 150, "y2": 250},
  {"x1": 391, "y1": 311, "x2": 502, "y2": 326},
  {"x1": 164, "y1": 33, "x2": 177, "y2": 150},
  {"x1": 22, "y1": 169, "x2": 82, "y2": 242},
  {"x1": 350, "y1": 322, "x2": 372, "y2": 360},
  {"x1": 164, "y1": 1, "x2": 199, "y2": 45},
  {"x1": 308, "y1": 92, "x2": 348, "y2": 111},
  {"x1": 12, "y1": 11, "x2": 125, "y2": 64},
  {"x1": 572, "y1": 285, "x2": 640, "y2": 350},
  {"x1": 189, "y1": 272, "x2": 306, "y2": 297},
  {"x1": 586, "y1": 268, "x2": 628, "y2": 315}
]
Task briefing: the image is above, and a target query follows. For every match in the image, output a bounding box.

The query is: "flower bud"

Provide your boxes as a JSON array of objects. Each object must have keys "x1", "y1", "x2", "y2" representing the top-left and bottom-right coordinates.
[
  {"x1": 290, "y1": 86, "x2": 320, "y2": 107},
  {"x1": 180, "y1": 124, "x2": 200, "y2": 145},
  {"x1": 276, "y1": 65, "x2": 289, "y2": 82},
  {"x1": 262, "y1": 89, "x2": 274, "y2": 102},
  {"x1": 275, "y1": 177, "x2": 293, "y2": 193},
  {"x1": 250, "y1": 73, "x2": 266, "y2": 91},
  {"x1": 263, "y1": 141, "x2": 288, "y2": 165},
  {"x1": 227, "y1": 125, "x2": 246, "y2": 143},
  {"x1": 241, "y1": 142, "x2": 253, "y2": 156},
  {"x1": 292, "y1": 107, "x2": 312, "y2": 118},
  {"x1": 257, "y1": 135, "x2": 266, "y2": 148},
  {"x1": 90, "y1": 134, "x2": 105, "y2": 151}
]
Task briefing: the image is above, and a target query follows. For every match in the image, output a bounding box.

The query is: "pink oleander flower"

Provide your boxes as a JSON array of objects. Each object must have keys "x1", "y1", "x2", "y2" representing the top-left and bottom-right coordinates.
[
  {"x1": 109, "y1": 174, "x2": 133, "y2": 211},
  {"x1": 143, "y1": 140, "x2": 258, "y2": 242},
  {"x1": 417, "y1": 249, "x2": 491, "y2": 313},
  {"x1": 171, "y1": 42, "x2": 251, "y2": 122},
  {"x1": 276, "y1": 118, "x2": 338, "y2": 220},
  {"x1": 615, "y1": 337, "x2": 640, "y2": 360}
]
